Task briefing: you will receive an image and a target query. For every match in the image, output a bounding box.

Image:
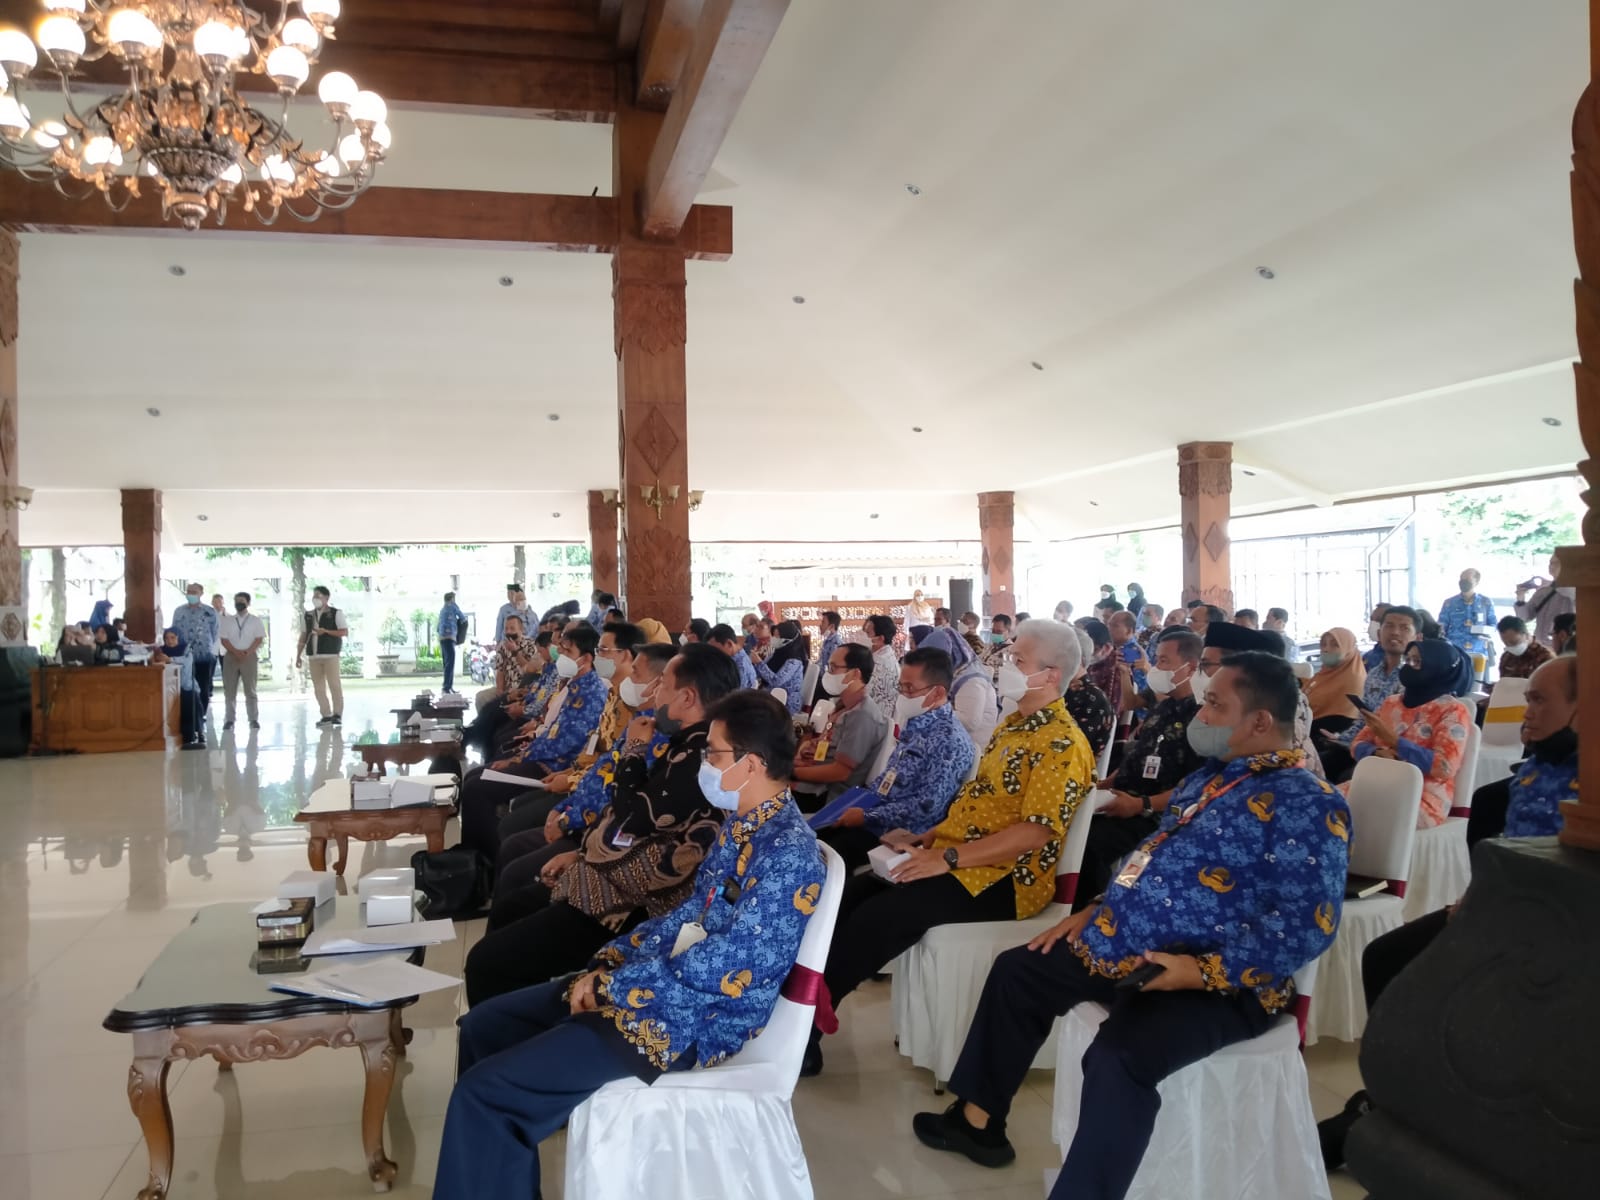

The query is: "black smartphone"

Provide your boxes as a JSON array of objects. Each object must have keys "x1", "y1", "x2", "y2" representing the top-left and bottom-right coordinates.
[
  {"x1": 1116, "y1": 961, "x2": 1167, "y2": 991},
  {"x1": 1346, "y1": 694, "x2": 1373, "y2": 715}
]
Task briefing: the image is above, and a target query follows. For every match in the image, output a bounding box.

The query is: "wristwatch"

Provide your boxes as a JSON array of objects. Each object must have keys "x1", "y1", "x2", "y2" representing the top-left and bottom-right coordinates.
[
  {"x1": 943, "y1": 847, "x2": 961, "y2": 870},
  {"x1": 1140, "y1": 795, "x2": 1154, "y2": 819}
]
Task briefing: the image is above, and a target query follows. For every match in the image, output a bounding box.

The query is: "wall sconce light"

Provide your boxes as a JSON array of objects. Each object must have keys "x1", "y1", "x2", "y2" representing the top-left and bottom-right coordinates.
[
  {"x1": 639, "y1": 481, "x2": 681, "y2": 520},
  {"x1": 599, "y1": 488, "x2": 623, "y2": 512},
  {"x1": 0, "y1": 484, "x2": 33, "y2": 511},
  {"x1": 687, "y1": 490, "x2": 705, "y2": 513}
]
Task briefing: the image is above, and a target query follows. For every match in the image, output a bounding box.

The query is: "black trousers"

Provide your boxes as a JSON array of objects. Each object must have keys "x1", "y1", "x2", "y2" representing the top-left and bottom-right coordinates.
[
  {"x1": 191, "y1": 655, "x2": 216, "y2": 722},
  {"x1": 463, "y1": 696, "x2": 509, "y2": 754},
  {"x1": 441, "y1": 639, "x2": 456, "y2": 692},
  {"x1": 464, "y1": 899, "x2": 640, "y2": 1008},
  {"x1": 816, "y1": 825, "x2": 883, "y2": 872},
  {"x1": 1362, "y1": 906, "x2": 1450, "y2": 1013},
  {"x1": 1466, "y1": 777, "x2": 1512, "y2": 847},
  {"x1": 822, "y1": 873, "x2": 1017, "y2": 1018},
  {"x1": 1320, "y1": 742, "x2": 1357, "y2": 785},
  {"x1": 458, "y1": 763, "x2": 549, "y2": 859},
  {"x1": 1075, "y1": 814, "x2": 1159, "y2": 913},
  {"x1": 489, "y1": 839, "x2": 577, "y2": 930},
  {"x1": 952, "y1": 943, "x2": 1272, "y2": 1200}
]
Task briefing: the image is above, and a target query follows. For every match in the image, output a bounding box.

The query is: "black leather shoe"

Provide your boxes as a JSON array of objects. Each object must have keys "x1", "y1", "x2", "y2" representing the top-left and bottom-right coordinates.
[{"x1": 912, "y1": 1101, "x2": 1015, "y2": 1168}]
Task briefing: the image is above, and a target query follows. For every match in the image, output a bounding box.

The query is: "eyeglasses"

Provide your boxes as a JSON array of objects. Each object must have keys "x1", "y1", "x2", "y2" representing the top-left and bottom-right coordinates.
[
  {"x1": 897, "y1": 682, "x2": 938, "y2": 699},
  {"x1": 1198, "y1": 659, "x2": 1222, "y2": 677}
]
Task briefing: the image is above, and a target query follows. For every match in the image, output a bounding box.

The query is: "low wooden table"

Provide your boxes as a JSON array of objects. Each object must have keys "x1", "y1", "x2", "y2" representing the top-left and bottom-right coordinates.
[
  {"x1": 104, "y1": 901, "x2": 427, "y2": 1198},
  {"x1": 294, "y1": 777, "x2": 458, "y2": 876},
  {"x1": 357, "y1": 736, "x2": 462, "y2": 776}
]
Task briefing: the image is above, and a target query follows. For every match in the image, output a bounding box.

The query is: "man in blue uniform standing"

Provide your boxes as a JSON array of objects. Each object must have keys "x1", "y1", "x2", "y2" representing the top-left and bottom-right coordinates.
[
  {"x1": 433, "y1": 691, "x2": 825, "y2": 1199},
  {"x1": 912, "y1": 651, "x2": 1349, "y2": 1200},
  {"x1": 1438, "y1": 567, "x2": 1497, "y2": 683}
]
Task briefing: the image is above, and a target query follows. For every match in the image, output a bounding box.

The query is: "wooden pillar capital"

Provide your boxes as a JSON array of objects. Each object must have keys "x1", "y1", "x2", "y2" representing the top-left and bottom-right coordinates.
[
  {"x1": 121, "y1": 489, "x2": 163, "y2": 644},
  {"x1": 1178, "y1": 441, "x2": 1234, "y2": 612},
  {"x1": 978, "y1": 491, "x2": 1015, "y2": 618}
]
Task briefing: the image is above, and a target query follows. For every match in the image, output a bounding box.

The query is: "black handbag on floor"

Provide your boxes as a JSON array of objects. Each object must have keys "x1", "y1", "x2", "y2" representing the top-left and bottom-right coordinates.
[{"x1": 410, "y1": 846, "x2": 490, "y2": 920}]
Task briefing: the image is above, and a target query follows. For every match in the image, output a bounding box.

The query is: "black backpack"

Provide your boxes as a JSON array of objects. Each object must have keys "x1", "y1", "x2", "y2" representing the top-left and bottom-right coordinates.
[
  {"x1": 410, "y1": 846, "x2": 490, "y2": 920},
  {"x1": 456, "y1": 616, "x2": 469, "y2": 642}
]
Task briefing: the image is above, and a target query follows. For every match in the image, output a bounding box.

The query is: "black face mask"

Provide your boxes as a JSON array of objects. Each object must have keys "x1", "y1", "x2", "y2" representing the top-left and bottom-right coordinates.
[
  {"x1": 654, "y1": 702, "x2": 684, "y2": 736},
  {"x1": 234, "y1": 602, "x2": 248, "y2": 613},
  {"x1": 1529, "y1": 724, "x2": 1578, "y2": 764}
]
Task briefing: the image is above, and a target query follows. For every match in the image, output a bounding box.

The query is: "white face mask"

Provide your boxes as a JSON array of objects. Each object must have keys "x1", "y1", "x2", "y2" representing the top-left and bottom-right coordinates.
[
  {"x1": 556, "y1": 654, "x2": 580, "y2": 679},
  {"x1": 996, "y1": 663, "x2": 1041, "y2": 703},
  {"x1": 314, "y1": 598, "x2": 327, "y2": 610},
  {"x1": 595, "y1": 656, "x2": 617, "y2": 680},
  {"x1": 1145, "y1": 666, "x2": 1178, "y2": 696},
  {"x1": 1504, "y1": 640, "x2": 1529, "y2": 657},
  {"x1": 619, "y1": 676, "x2": 645, "y2": 706},
  {"x1": 820, "y1": 670, "x2": 848, "y2": 696},
  {"x1": 894, "y1": 692, "x2": 933, "y2": 727},
  {"x1": 1367, "y1": 620, "x2": 1381, "y2": 641}
]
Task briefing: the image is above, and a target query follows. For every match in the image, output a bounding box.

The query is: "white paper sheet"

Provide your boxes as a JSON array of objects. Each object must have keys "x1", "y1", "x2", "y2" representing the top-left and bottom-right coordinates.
[
  {"x1": 481, "y1": 769, "x2": 546, "y2": 788},
  {"x1": 271, "y1": 959, "x2": 461, "y2": 1006},
  {"x1": 301, "y1": 918, "x2": 456, "y2": 957}
]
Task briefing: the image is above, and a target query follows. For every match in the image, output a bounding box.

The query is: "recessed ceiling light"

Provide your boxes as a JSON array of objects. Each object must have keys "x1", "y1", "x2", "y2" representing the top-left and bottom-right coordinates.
[
  {"x1": 499, "y1": 276, "x2": 513, "y2": 287},
  {"x1": 869, "y1": 513, "x2": 880, "y2": 519},
  {"x1": 547, "y1": 413, "x2": 560, "y2": 422},
  {"x1": 196, "y1": 514, "x2": 208, "y2": 521},
  {"x1": 1088, "y1": 500, "x2": 1100, "y2": 507},
  {"x1": 168, "y1": 265, "x2": 186, "y2": 277},
  {"x1": 905, "y1": 184, "x2": 922, "y2": 196},
  {"x1": 1241, "y1": 468, "x2": 1258, "y2": 477},
  {"x1": 1256, "y1": 266, "x2": 1276, "y2": 280},
  {"x1": 551, "y1": 511, "x2": 561, "y2": 519},
  {"x1": 146, "y1": 406, "x2": 161, "y2": 417},
  {"x1": 1030, "y1": 361, "x2": 1044, "y2": 372},
  {"x1": 1543, "y1": 416, "x2": 1563, "y2": 427},
  {"x1": 911, "y1": 426, "x2": 923, "y2": 433},
  {"x1": 792, "y1": 295, "x2": 806, "y2": 304}
]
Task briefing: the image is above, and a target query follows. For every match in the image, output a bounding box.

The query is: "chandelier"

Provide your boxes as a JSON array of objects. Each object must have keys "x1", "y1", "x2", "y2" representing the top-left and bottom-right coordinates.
[{"x1": 0, "y1": 1, "x2": 391, "y2": 229}]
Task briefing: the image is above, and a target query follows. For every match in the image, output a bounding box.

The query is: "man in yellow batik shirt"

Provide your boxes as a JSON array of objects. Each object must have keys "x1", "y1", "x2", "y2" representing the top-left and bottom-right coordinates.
[{"x1": 803, "y1": 618, "x2": 1096, "y2": 1076}]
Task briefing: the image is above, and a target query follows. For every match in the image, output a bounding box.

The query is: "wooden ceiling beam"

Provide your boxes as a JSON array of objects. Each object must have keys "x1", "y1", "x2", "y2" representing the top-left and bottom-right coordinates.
[
  {"x1": 638, "y1": 0, "x2": 787, "y2": 239},
  {"x1": 365, "y1": 0, "x2": 604, "y2": 35},
  {"x1": 636, "y1": 0, "x2": 702, "y2": 111},
  {"x1": 0, "y1": 176, "x2": 733, "y2": 259}
]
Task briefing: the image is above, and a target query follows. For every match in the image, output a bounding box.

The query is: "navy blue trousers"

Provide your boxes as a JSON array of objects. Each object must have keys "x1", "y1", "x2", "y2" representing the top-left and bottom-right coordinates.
[
  {"x1": 949, "y1": 942, "x2": 1273, "y2": 1200},
  {"x1": 434, "y1": 979, "x2": 645, "y2": 1199},
  {"x1": 441, "y1": 639, "x2": 456, "y2": 692}
]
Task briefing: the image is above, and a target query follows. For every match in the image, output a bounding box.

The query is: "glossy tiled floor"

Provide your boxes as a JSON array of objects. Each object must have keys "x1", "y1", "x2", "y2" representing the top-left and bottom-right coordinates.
[{"x1": 0, "y1": 685, "x2": 1367, "y2": 1199}]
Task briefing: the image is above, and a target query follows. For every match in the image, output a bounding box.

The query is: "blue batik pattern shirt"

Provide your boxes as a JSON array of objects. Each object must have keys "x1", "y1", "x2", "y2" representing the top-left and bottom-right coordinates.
[
  {"x1": 437, "y1": 602, "x2": 464, "y2": 642},
  {"x1": 585, "y1": 793, "x2": 825, "y2": 1071},
  {"x1": 554, "y1": 712, "x2": 673, "y2": 834},
  {"x1": 732, "y1": 648, "x2": 758, "y2": 691},
  {"x1": 1439, "y1": 593, "x2": 1497, "y2": 664},
  {"x1": 1118, "y1": 640, "x2": 1148, "y2": 698},
  {"x1": 168, "y1": 603, "x2": 218, "y2": 661},
  {"x1": 1073, "y1": 750, "x2": 1350, "y2": 1015},
  {"x1": 864, "y1": 702, "x2": 975, "y2": 836},
  {"x1": 518, "y1": 669, "x2": 608, "y2": 770},
  {"x1": 521, "y1": 660, "x2": 562, "y2": 723},
  {"x1": 1502, "y1": 750, "x2": 1578, "y2": 839},
  {"x1": 494, "y1": 601, "x2": 534, "y2": 643},
  {"x1": 755, "y1": 656, "x2": 805, "y2": 713},
  {"x1": 1333, "y1": 657, "x2": 1404, "y2": 746},
  {"x1": 817, "y1": 631, "x2": 841, "y2": 673}
]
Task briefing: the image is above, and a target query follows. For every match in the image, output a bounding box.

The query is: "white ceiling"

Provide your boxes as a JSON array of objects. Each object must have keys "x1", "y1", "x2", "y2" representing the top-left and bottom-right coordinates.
[{"x1": 15, "y1": 0, "x2": 1588, "y2": 549}]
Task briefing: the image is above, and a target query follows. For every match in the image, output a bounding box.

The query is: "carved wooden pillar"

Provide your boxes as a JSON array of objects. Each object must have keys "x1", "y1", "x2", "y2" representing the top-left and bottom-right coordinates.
[
  {"x1": 0, "y1": 232, "x2": 21, "y2": 649},
  {"x1": 1560, "y1": 15, "x2": 1600, "y2": 850},
  {"x1": 1178, "y1": 441, "x2": 1234, "y2": 613},
  {"x1": 121, "y1": 489, "x2": 162, "y2": 644},
  {"x1": 587, "y1": 489, "x2": 620, "y2": 598},
  {"x1": 978, "y1": 491, "x2": 1015, "y2": 618},
  {"x1": 612, "y1": 69, "x2": 692, "y2": 630}
]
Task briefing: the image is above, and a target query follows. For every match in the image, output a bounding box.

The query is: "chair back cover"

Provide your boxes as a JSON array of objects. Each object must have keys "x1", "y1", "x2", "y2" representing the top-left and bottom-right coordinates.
[{"x1": 1346, "y1": 758, "x2": 1423, "y2": 885}]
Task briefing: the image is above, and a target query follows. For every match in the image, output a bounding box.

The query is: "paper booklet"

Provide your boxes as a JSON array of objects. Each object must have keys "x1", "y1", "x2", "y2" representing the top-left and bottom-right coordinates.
[
  {"x1": 480, "y1": 769, "x2": 547, "y2": 788},
  {"x1": 301, "y1": 919, "x2": 457, "y2": 957},
  {"x1": 271, "y1": 959, "x2": 460, "y2": 1006},
  {"x1": 806, "y1": 786, "x2": 882, "y2": 830}
]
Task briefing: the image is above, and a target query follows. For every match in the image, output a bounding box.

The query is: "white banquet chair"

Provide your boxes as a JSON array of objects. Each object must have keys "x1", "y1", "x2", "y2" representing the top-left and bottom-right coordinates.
[
  {"x1": 1475, "y1": 676, "x2": 1530, "y2": 788},
  {"x1": 1304, "y1": 757, "x2": 1422, "y2": 1044},
  {"x1": 1403, "y1": 721, "x2": 1478, "y2": 919},
  {"x1": 563, "y1": 842, "x2": 847, "y2": 1200}
]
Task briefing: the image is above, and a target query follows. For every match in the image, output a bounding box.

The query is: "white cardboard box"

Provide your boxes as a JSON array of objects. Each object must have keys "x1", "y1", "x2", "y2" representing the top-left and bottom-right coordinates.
[
  {"x1": 867, "y1": 844, "x2": 912, "y2": 882},
  {"x1": 364, "y1": 892, "x2": 414, "y2": 927},
  {"x1": 276, "y1": 870, "x2": 337, "y2": 906},
  {"x1": 390, "y1": 778, "x2": 436, "y2": 808},
  {"x1": 358, "y1": 867, "x2": 416, "y2": 898},
  {"x1": 350, "y1": 777, "x2": 390, "y2": 804}
]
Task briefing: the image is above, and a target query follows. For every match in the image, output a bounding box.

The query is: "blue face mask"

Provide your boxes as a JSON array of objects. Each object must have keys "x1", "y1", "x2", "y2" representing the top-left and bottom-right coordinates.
[
  {"x1": 1186, "y1": 718, "x2": 1235, "y2": 761},
  {"x1": 697, "y1": 759, "x2": 743, "y2": 812},
  {"x1": 186, "y1": 594, "x2": 201, "y2": 605}
]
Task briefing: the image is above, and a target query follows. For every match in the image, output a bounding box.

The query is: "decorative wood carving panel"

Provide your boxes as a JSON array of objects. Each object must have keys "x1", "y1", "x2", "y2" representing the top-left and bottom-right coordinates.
[
  {"x1": 0, "y1": 231, "x2": 17, "y2": 349},
  {"x1": 1178, "y1": 442, "x2": 1234, "y2": 612}
]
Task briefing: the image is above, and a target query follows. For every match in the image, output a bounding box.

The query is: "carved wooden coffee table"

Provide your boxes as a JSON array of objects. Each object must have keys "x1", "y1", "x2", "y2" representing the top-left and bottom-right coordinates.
[
  {"x1": 294, "y1": 777, "x2": 458, "y2": 876},
  {"x1": 104, "y1": 901, "x2": 433, "y2": 1199},
  {"x1": 356, "y1": 735, "x2": 463, "y2": 777}
]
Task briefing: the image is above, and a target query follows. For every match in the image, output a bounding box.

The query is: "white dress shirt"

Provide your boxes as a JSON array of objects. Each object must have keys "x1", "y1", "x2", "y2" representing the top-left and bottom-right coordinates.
[{"x1": 221, "y1": 611, "x2": 267, "y2": 652}]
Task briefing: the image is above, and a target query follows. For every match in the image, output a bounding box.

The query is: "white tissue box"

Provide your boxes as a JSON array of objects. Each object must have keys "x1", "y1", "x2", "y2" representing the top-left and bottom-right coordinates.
[
  {"x1": 389, "y1": 778, "x2": 436, "y2": 808},
  {"x1": 350, "y1": 776, "x2": 390, "y2": 805},
  {"x1": 358, "y1": 867, "x2": 415, "y2": 898},
  {"x1": 364, "y1": 891, "x2": 414, "y2": 927},
  {"x1": 276, "y1": 870, "x2": 336, "y2": 907},
  {"x1": 868, "y1": 844, "x2": 912, "y2": 882}
]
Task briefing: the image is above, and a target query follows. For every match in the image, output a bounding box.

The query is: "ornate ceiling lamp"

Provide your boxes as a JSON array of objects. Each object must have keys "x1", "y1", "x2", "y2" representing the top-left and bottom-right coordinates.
[{"x1": 0, "y1": 1, "x2": 390, "y2": 229}]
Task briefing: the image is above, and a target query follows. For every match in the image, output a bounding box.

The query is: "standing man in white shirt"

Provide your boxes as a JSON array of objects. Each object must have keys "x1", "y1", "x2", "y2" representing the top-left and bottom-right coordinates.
[
  {"x1": 220, "y1": 591, "x2": 266, "y2": 732},
  {"x1": 863, "y1": 614, "x2": 902, "y2": 720},
  {"x1": 296, "y1": 586, "x2": 349, "y2": 727}
]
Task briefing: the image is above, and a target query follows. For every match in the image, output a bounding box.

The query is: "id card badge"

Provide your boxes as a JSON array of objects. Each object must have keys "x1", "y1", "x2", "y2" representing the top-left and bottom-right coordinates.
[
  {"x1": 671, "y1": 922, "x2": 707, "y2": 957},
  {"x1": 584, "y1": 731, "x2": 599, "y2": 757},
  {"x1": 611, "y1": 830, "x2": 635, "y2": 850},
  {"x1": 877, "y1": 769, "x2": 897, "y2": 795},
  {"x1": 1141, "y1": 755, "x2": 1162, "y2": 781},
  {"x1": 813, "y1": 739, "x2": 830, "y2": 762},
  {"x1": 1113, "y1": 850, "x2": 1152, "y2": 889}
]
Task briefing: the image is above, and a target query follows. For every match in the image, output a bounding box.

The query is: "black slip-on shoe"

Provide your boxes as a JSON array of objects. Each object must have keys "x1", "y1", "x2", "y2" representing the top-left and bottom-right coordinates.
[{"x1": 911, "y1": 1101, "x2": 1015, "y2": 1168}]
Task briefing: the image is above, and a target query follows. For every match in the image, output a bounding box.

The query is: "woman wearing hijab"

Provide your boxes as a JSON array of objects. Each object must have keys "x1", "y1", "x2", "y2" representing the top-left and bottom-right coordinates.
[
  {"x1": 754, "y1": 619, "x2": 808, "y2": 714},
  {"x1": 89, "y1": 599, "x2": 115, "y2": 632},
  {"x1": 634, "y1": 617, "x2": 674, "y2": 646},
  {"x1": 91, "y1": 624, "x2": 125, "y2": 665},
  {"x1": 151, "y1": 627, "x2": 205, "y2": 749},
  {"x1": 908, "y1": 624, "x2": 935, "y2": 648},
  {"x1": 1346, "y1": 639, "x2": 1472, "y2": 827},
  {"x1": 1305, "y1": 628, "x2": 1367, "y2": 736},
  {"x1": 923, "y1": 626, "x2": 997, "y2": 752}
]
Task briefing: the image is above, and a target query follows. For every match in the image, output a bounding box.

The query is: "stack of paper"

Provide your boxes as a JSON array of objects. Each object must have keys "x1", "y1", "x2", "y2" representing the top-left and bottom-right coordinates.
[
  {"x1": 301, "y1": 919, "x2": 456, "y2": 957},
  {"x1": 481, "y1": 769, "x2": 545, "y2": 788},
  {"x1": 271, "y1": 959, "x2": 460, "y2": 1006}
]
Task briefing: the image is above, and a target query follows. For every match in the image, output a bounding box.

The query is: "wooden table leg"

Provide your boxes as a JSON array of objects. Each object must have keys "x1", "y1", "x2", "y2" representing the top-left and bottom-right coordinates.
[
  {"x1": 354, "y1": 1011, "x2": 400, "y2": 1192},
  {"x1": 425, "y1": 822, "x2": 446, "y2": 854},
  {"x1": 306, "y1": 834, "x2": 328, "y2": 873},
  {"x1": 128, "y1": 1030, "x2": 176, "y2": 1200},
  {"x1": 333, "y1": 833, "x2": 351, "y2": 876}
]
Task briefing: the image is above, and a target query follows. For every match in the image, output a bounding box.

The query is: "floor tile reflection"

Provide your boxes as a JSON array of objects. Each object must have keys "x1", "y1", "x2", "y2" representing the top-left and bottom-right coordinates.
[{"x1": 0, "y1": 685, "x2": 1371, "y2": 1199}]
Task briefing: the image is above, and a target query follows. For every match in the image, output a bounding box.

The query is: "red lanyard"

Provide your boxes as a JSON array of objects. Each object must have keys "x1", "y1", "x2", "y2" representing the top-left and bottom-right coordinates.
[{"x1": 1138, "y1": 771, "x2": 1252, "y2": 856}]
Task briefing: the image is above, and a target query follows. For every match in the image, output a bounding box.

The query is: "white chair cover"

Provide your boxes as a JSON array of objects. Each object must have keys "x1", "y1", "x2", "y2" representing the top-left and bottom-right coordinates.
[
  {"x1": 800, "y1": 660, "x2": 820, "y2": 708},
  {"x1": 1403, "y1": 723, "x2": 1478, "y2": 919},
  {"x1": 1305, "y1": 757, "x2": 1421, "y2": 1044},
  {"x1": 564, "y1": 843, "x2": 848, "y2": 1200},
  {"x1": 1051, "y1": 1005, "x2": 1330, "y2": 1200},
  {"x1": 1095, "y1": 732, "x2": 1113, "y2": 780},
  {"x1": 770, "y1": 687, "x2": 788, "y2": 707},
  {"x1": 889, "y1": 801, "x2": 1096, "y2": 1087}
]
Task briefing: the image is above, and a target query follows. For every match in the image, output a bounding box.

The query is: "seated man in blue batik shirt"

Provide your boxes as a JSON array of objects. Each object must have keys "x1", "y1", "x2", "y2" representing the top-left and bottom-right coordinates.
[
  {"x1": 1321, "y1": 605, "x2": 1416, "y2": 782},
  {"x1": 816, "y1": 646, "x2": 976, "y2": 870},
  {"x1": 433, "y1": 691, "x2": 826, "y2": 1200},
  {"x1": 709, "y1": 621, "x2": 759, "y2": 690},
  {"x1": 459, "y1": 623, "x2": 610, "y2": 859},
  {"x1": 1319, "y1": 652, "x2": 1578, "y2": 1169},
  {"x1": 914, "y1": 651, "x2": 1348, "y2": 1199}
]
